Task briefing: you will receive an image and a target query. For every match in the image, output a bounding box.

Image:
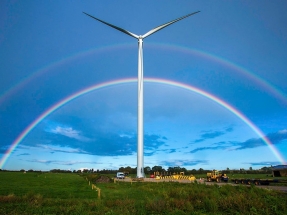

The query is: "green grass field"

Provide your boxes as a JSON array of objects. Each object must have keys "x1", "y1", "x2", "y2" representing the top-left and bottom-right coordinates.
[
  {"x1": 0, "y1": 172, "x2": 96, "y2": 199},
  {"x1": 1, "y1": 172, "x2": 287, "y2": 214}
]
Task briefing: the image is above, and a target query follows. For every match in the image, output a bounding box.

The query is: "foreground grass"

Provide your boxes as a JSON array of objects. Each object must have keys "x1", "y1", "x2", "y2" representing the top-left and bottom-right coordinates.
[
  {"x1": 0, "y1": 172, "x2": 95, "y2": 199},
  {"x1": 1, "y1": 172, "x2": 286, "y2": 214}
]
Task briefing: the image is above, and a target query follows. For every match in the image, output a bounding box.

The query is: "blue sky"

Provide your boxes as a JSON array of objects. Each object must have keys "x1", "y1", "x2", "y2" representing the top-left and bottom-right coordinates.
[{"x1": 0, "y1": 0, "x2": 287, "y2": 171}]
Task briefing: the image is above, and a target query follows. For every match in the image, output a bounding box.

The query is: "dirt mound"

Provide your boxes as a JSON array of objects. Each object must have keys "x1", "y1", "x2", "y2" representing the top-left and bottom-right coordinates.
[{"x1": 95, "y1": 175, "x2": 111, "y2": 183}]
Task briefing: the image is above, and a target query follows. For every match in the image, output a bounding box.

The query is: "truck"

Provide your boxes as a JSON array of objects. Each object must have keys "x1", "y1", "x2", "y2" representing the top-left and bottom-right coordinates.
[{"x1": 206, "y1": 170, "x2": 228, "y2": 182}]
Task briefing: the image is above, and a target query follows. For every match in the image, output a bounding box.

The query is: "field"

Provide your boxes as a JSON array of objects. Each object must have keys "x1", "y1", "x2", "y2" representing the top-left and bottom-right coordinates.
[{"x1": 1, "y1": 172, "x2": 287, "y2": 214}]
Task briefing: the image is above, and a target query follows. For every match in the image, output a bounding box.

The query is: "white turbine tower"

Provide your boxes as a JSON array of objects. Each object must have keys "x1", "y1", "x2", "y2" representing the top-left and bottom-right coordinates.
[{"x1": 83, "y1": 11, "x2": 200, "y2": 178}]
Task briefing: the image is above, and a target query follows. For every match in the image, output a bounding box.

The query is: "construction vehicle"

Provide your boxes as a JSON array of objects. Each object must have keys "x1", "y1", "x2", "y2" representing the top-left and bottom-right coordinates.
[{"x1": 206, "y1": 170, "x2": 228, "y2": 182}]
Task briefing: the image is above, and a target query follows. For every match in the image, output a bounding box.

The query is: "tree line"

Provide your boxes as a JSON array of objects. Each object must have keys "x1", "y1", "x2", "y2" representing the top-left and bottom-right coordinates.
[{"x1": 0, "y1": 166, "x2": 272, "y2": 174}]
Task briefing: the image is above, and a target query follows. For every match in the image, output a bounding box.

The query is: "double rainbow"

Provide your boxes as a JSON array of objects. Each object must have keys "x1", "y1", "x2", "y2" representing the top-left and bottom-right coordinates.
[{"x1": 0, "y1": 77, "x2": 285, "y2": 168}]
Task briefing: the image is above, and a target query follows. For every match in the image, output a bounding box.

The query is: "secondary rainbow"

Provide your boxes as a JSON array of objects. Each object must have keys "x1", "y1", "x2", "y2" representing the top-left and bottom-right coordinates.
[
  {"x1": 1, "y1": 43, "x2": 286, "y2": 105},
  {"x1": 0, "y1": 78, "x2": 285, "y2": 168}
]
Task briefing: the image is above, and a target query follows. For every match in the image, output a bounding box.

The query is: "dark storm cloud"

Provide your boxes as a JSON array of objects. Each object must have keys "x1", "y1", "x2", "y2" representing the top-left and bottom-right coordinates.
[
  {"x1": 193, "y1": 127, "x2": 233, "y2": 143},
  {"x1": 235, "y1": 129, "x2": 287, "y2": 150},
  {"x1": 161, "y1": 159, "x2": 208, "y2": 167}
]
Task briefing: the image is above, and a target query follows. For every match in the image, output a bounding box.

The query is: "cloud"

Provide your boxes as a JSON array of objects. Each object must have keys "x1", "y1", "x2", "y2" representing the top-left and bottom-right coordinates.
[
  {"x1": 26, "y1": 159, "x2": 54, "y2": 164},
  {"x1": 25, "y1": 159, "x2": 102, "y2": 166},
  {"x1": 244, "y1": 161, "x2": 282, "y2": 166},
  {"x1": 0, "y1": 144, "x2": 10, "y2": 154},
  {"x1": 188, "y1": 129, "x2": 287, "y2": 154},
  {"x1": 48, "y1": 126, "x2": 91, "y2": 142},
  {"x1": 235, "y1": 129, "x2": 287, "y2": 150},
  {"x1": 28, "y1": 131, "x2": 167, "y2": 157},
  {"x1": 144, "y1": 134, "x2": 168, "y2": 156},
  {"x1": 144, "y1": 134, "x2": 167, "y2": 150},
  {"x1": 17, "y1": 153, "x2": 30, "y2": 156},
  {"x1": 201, "y1": 131, "x2": 225, "y2": 139},
  {"x1": 190, "y1": 145, "x2": 228, "y2": 154},
  {"x1": 0, "y1": 149, "x2": 7, "y2": 154},
  {"x1": 193, "y1": 127, "x2": 233, "y2": 143},
  {"x1": 37, "y1": 144, "x2": 89, "y2": 154},
  {"x1": 161, "y1": 159, "x2": 208, "y2": 167},
  {"x1": 146, "y1": 148, "x2": 177, "y2": 156},
  {"x1": 168, "y1": 149, "x2": 177, "y2": 153},
  {"x1": 144, "y1": 152, "x2": 156, "y2": 156}
]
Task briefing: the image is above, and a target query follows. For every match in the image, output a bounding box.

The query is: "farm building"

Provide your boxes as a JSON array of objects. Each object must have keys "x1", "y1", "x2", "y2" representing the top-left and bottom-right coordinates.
[{"x1": 272, "y1": 165, "x2": 287, "y2": 177}]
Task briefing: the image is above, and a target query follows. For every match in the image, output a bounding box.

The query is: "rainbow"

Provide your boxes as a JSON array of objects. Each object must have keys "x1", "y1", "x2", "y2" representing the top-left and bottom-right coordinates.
[
  {"x1": 0, "y1": 78, "x2": 285, "y2": 168},
  {"x1": 0, "y1": 43, "x2": 134, "y2": 105},
  {"x1": 1, "y1": 43, "x2": 286, "y2": 105},
  {"x1": 149, "y1": 43, "x2": 287, "y2": 103}
]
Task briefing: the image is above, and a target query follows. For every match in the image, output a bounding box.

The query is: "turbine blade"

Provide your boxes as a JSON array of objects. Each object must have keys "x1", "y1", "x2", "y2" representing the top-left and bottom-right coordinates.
[
  {"x1": 83, "y1": 12, "x2": 139, "y2": 39},
  {"x1": 142, "y1": 11, "x2": 200, "y2": 39}
]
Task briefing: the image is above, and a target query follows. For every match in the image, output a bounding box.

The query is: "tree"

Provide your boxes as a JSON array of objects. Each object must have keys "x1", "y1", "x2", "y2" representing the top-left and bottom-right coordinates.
[
  {"x1": 144, "y1": 166, "x2": 151, "y2": 174},
  {"x1": 198, "y1": 168, "x2": 204, "y2": 174},
  {"x1": 167, "y1": 166, "x2": 187, "y2": 174},
  {"x1": 119, "y1": 167, "x2": 125, "y2": 172},
  {"x1": 152, "y1": 166, "x2": 164, "y2": 173}
]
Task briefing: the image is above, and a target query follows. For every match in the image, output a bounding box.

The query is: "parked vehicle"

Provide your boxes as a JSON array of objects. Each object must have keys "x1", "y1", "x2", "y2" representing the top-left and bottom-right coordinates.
[
  {"x1": 232, "y1": 178, "x2": 279, "y2": 185},
  {"x1": 116, "y1": 172, "x2": 125, "y2": 179}
]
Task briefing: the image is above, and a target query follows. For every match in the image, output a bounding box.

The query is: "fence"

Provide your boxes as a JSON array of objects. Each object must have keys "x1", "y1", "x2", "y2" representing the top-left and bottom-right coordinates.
[{"x1": 86, "y1": 177, "x2": 101, "y2": 199}]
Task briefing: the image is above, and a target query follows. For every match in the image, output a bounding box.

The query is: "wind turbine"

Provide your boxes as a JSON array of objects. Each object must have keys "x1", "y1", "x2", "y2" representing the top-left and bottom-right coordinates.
[{"x1": 83, "y1": 11, "x2": 200, "y2": 178}]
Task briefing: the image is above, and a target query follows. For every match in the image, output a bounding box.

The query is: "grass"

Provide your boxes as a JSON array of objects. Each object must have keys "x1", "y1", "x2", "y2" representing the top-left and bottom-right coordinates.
[
  {"x1": 1, "y1": 172, "x2": 287, "y2": 214},
  {"x1": 0, "y1": 172, "x2": 96, "y2": 199}
]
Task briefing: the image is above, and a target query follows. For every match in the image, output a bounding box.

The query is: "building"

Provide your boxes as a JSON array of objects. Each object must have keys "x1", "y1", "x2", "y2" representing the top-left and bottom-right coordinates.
[{"x1": 272, "y1": 165, "x2": 287, "y2": 177}]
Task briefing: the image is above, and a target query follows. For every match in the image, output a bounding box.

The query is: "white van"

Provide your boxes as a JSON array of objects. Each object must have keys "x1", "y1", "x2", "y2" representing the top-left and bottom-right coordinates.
[{"x1": 116, "y1": 172, "x2": 125, "y2": 179}]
